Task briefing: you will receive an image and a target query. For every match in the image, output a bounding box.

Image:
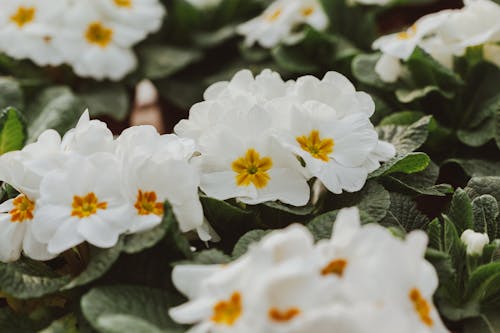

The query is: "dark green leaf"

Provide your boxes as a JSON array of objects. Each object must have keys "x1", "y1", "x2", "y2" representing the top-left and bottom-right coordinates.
[
  {"x1": 307, "y1": 210, "x2": 337, "y2": 241},
  {"x1": 444, "y1": 159, "x2": 500, "y2": 177},
  {"x1": 39, "y1": 314, "x2": 78, "y2": 333},
  {"x1": 472, "y1": 195, "x2": 499, "y2": 240},
  {"x1": 79, "y1": 83, "x2": 129, "y2": 121},
  {"x1": 448, "y1": 188, "x2": 473, "y2": 235},
  {"x1": 191, "y1": 249, "x2": 231, "y2": 265},
  {"x1": 0, "y1": 77, "x2": 24, "y2": 110},
  {"x1": 232, "y1": 230, "x2": 270, "y2": 258},
  {"x1": 369, "y1": 152, "x2": 430, "y2": 178},
  {"x1": 376, "y1": 115, "x2": 431, "y2": 154},
  {"x1": 0, "y1": 307, "x2": 38, "y2": 333},
  {"x1": 380, "y1": 192, "x2": 429, "y2": 232},
  {"x1": 138, "y1": 45, "x2": 202, "y2": 80}
]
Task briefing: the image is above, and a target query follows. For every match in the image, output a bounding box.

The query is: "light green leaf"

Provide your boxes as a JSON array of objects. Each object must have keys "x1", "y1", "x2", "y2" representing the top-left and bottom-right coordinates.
[
  {"x1": 369, "y1": 152, "x2": 430, "y2": 178},
  {"x1": 232, "y1": 230, "x2": 270, "y2": 258},
  {"x1": 307, "y1": 210, "x2": 338, "y2": 241},
  {"x1": 466, "y1": 262, "x2": 500, "y2": 302},
  {"x1": 96, "y1": 315, "x2": 167, "y2": 333},
  {"x1": 351, "y1": 53, "x2": 388, "y2": 89},
  {"x1": 0, "y1": 258, "x2": 71, "y2": 299},
  {"x1": 79, "y1": 83, "x2": 129, "y2": 121},
  {"x1": 0, "y1": 107, "x2": 26, "y2": 154},
  {"x1": 396, "y1": 85, "x2": 454, "y2": 103},
  {"x1": 379, "y1": 111, "x2": 426, "y2": 126},
  {"x1": 427, "y1": 218, "x2": 443, "y2": 250},
  {"x1": 138, "y1": 45, "x2": 202, "y2": 80},
  {"x1": 376, "y1": 115, "x2": 432, "y2": 155},
  {"x1": 191, "y1": 249, "x2": 231, "y2": 265},
  {"x1": 81, "y1": 285, "x2": 184, "y2": 333},
  {"x1": 495, "y1": 96, "x2": 500, "y2": 150},
  {"x1": 26, "y1": 86, "x2": 84, "y2": 142}
]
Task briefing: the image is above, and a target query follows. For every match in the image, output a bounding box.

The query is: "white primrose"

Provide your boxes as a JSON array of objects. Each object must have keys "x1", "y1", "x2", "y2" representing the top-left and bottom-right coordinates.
[
  {"x1": 0, "y1": 0, "x2": 70, "y2": 66},
  {"x1": 460, "y1": 229, "x2": 490, "y2": 256},
  {"x1": 237, "y1": 0, "x2": 328, "y2": 48},
  {"x1": 0, "y1": 130, "x2": 65, "y2": 262},
  {"x1": 170, "y1": 208, "x2": 449, "y2": 333},
  {"x1": 197, "y1": 106, "x2": 310, "y2": 206},
  {"x1": 116, "y1": 126, "x2": 208, "y2": 240},
  {"x1": 32, "y1": 153, "x2": 131, "y2": 254}
]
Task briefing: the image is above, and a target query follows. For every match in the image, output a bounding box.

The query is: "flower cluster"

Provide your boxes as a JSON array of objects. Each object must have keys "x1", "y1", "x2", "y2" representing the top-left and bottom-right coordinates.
[
  {"x1": 170, "y1": 207, "x2": 448, "y2": 333},
  {"x1": 0, "y1": 0, "x2": 165, "y2": 80},
  {"x1": 373, "y1": 0, "x2": 500, "y2": 82},
  {"x1": 175, "y1": 69, "x2": 395, "y2": 206},
  {"x1": 237, "y1": 0, "x2": 328, "y2": 48},
  {"x1": 0, "y1": 111, "x2": 208, "y2": 262}
]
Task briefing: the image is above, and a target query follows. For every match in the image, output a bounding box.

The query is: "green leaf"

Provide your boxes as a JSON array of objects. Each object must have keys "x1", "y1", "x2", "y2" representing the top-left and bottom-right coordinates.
[
  {"x1": 427, "y1": 218, "x2": 443, "y2": 250},
  {"x1": 369, "y1": 152, "x2": 430, "y2": 178},
  {"x1": 62, "y1": 242, "x2": 123, "y2": 291},
  {"x1": 191, "y1": 249, "x2": 231, "y2": 265},
  {"x1": 79, "y1": 83, "x2": 129, "y2": 121},
  {"x1": 472, "y1": 195, "x2": 499, "y2": 241},
  {"x1": 272, "y1": 44, "x2": 320, "y2": 74},
  {"x1": 380, "y1": 192, "x2": 429, "y2": 232},
  {"x1": 0, "y1": 107, "x2": 26, "y2": 154},
  {"x1": 448, "y1": 188, "x2": 473, "y2": 235},
  {"x1": 0, "y1": 77, "x2": 24, "y2": 110},
  {"x1": 376, "y1": 115, "x2": 432, "y2": 155},
  {"x1": 0, "y1": 307, "x2": 38, "y2": 333},
  {"x1": 138, "y1": 45, "x2": 202, "y2": 80},
  {"x1": 379, "y1": 111, "x2": 426, "y2": 126},
  {"x1": 39, "y1": 314, "x2": 78, "y2": 333},
  {"x1": 463, "y1": 310, "x2": 500, "y2": 333},
  {"x1": 457, "y1": 117, "x2": 496, "y2": 148},
  {"x1": 307, "y1": 210, "x2": 337, "y2": 241},
  {"x1": 466, "y1": 262, "x2": 500, "y2": 302},
  {"x1": 351, "y1": 53, "x2": 388, "y2": 89},
  {"x1": 444, "y1": 159, "x2": 500, "y2": 177},
  {"x1": 26, "y1": 86, "x2": 85, "y2": 142},
  {"x1": 466, "y1": 177, "x2": 500, "y2": 203},
  {"x1": 0, "y1": 258, "x2": 71, "y2": 299},
  {"x1": 396, "y1": 85, "x2": 454, "y2": 103},
  {"x1": 81, "y1": 285, "x2": 184, "y2": 333},
  {"x1": 232, "y1": 230, "x2": 270, "y2": 258}
]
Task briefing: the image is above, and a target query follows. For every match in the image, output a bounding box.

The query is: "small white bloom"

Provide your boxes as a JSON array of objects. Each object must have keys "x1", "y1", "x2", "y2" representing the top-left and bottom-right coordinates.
[
  {"x1": 0, "y1": 0, "x2": 71, "y2": 66},
  {"x1": 374, "y1": 53, "x2": 402, "y2": 83},
  {"x1": 461, "y1": 229, "x2": 489, "y2": 256},
  {"x1": 237, "y1": 0, "x2": 328, "y2": 48},
  {"x1": 32, "y1": 153, "x2": 131, "y2": 254}
]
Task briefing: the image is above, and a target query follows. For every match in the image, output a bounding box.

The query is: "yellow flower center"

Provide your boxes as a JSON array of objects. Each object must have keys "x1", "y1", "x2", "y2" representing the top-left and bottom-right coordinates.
[
  {"x1": 301, "y1": 6, "x2": 314, "y2": 17},
  {"x1": 232, "y1": 149, "x2": 273, "y2": 189},
  {"x1": 397, "y1": 24, "x2": 417, "y2": 40},
  {"x1": 134, "y1": 190, "x2": 164, "y2": 216},
  {"x1": 321, "y1": 258, "x2": 348, "y2": 276},
  {"x1": 114, "y1": 0, "x2": 132, "y2": 7},
  {"x1": 269, "y1": 307, "x2": 301, "y2": 322},
  {"x1": 266, "y1": 8, "x2": 282, "y2": 22},
  {"x1": 9, "y1": 195, "x2": 35, "y2": 223},
  {"x1": 71, "y1": 193, "x2": 107, "y2": 219},
  {"x1": 409, "y1": 288, "x2": 433, "y2": 327},
  {"x1": 85, "y1": 22, "x2": 113, "y2": 48},
  {"x1": 212, "y1": 292, "x2": 242, "y2": 326},
  {"x1": 10, "y1": 6, "x2": 35, "y2": 28},
  {"x1": 296, "y1": 130, "x2": 334, "y2": 162}
]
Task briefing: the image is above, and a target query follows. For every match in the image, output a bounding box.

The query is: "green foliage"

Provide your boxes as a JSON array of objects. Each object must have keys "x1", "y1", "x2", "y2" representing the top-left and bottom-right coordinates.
[
  {"x1": 78, "y1": 83, "x2": 129, "y2": 121},
  {"x1": 0, "y1": 107, "x2": 26, "y2": 154}
]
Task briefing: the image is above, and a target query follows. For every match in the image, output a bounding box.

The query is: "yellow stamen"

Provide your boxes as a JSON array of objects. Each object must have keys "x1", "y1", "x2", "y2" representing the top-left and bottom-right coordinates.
[
  {"x1": 409, "y1": 288, "x2": 433, "y2": 327},
  {"x1": 114, "y1": 0, "x2": 132, "y2": 7},
  {"x1": 134, "y1": 190, "x2": 164, "y2": 216},
  {"x1": 71, "y1": 193, "x2": 107, "y2": 218},
  {"x1": 397, "y1": 24, "x2": 417, "y2": 40},
  {"x1": 212, "y1": 292, "x2": 242, "y2": 326},
  {"x1": 269, "y1": 307, "x2": 301, "y2": 322},
  {"x1": 266, "y1": 8, "x2": 282, "y2": 21},
  {"x1": 10, "y1": 7, "x2": 35, "y2": 28},
  {"x1": 9, "y1": 195, "x2": 35, "y2": 223},
  {"x1": 232, "y1": 149, "x2": 273, "y2": 189},
  {"x1": 321, "y1": 259, "x2": 348, "y2": 276},
  {"x1": 296, "y1": 130, "x2": 334, "y2": 162},
  {"x1": 85, "y1": 22, "x2": 113, "y2": 48},
  {"x1": 301, "y1": 6, "x2": 314, "y2": 17}
]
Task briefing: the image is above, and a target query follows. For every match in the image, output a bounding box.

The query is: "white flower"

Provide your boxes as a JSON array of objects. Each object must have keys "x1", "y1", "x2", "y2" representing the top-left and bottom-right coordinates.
[
  {"x1": 32, "y1": 153, "x2": 131, "y2": 254},
  {"x1": 197, "y1": 106, "x2": 310, "y2": 206},
  {"x1": 0, "y1": 0, "x2": 70, "y2": 66},
  {"x1": 90, "y1": 0, "x2": 165, "y2": 42},
  {"x1": 116, "y1": 126, "x2": 207, "y2": 239},
  {"x1": 374, "y1": 53, "x2": 402, "y2": 83},
  {"x1": 237, "y1": 0, "x2": 328, "y2": 48},
  {"x1": 349, "y1": 0, "x2": 392, "y2": 5},
  {"x1": 277, "y1": 101, "x2": 378, "y2": 194},
  {"x1": 52, "y1": 2, "x2": 138, "y2": 80},
  {"x1": 460, "y1": 229, "x2": 490, "y2": 256},
  {"x1": 185, "y1": 0, "x2": 223, "y2": 9}
]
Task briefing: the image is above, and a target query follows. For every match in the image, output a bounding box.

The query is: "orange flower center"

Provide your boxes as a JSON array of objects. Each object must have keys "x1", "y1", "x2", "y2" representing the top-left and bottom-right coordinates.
[
  {"x1": 266, "y1": 8, "x2": 282, "y2": 22},
  {"x1": 301, "y1": 6, "x2": 314, "y2": 17},
  {"x1": 321, "y1": 258, "x2": 348, "y2": 277},
  {"x1": 71, "y1": 193, "x2": 107, "y2": 218},
  {"x1": 397, "y1": 24, "x2": 417, "y2": 40},
  {"x1": 232, "y1": 148, "x2": 273, "y2": 189},
  {"x1": 212, "y1": 292, "x2": 242, "y2": 326},
  {"x1": 296, "y1": 130, "x2": 334, "y2": 162},
  {"x1": 114, "y1": 0, "x2": 132, "y2": 7},
  {"x1": 10, "y1": 6, "x2": 35, "y2": 27},
  {"x1": 85, "y1": 22, "x2": 113, "y2": 48},
  {"x1": 134, "y1": 190, "x2": 164, "y2": 216},
  {"x1": 409, "y1": 288, "x2": 433, "y2": 327},
  {"x1": 269, "y1": 307, "x2": 301, "y2": 322},
  {"x1": 9, "y1": 195, "x2": 35, "y2": 223}
]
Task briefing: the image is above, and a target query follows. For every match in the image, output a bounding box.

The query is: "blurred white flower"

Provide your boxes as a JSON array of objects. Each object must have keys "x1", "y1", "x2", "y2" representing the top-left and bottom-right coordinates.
[
  {"x1": 237, "y1": 0, "x2": 328, "y2": 48},
  {"x1": 170, "y1": 207, "x2": 448, "y2": 333},
  {"x1": 460, "y1": 229, "x2": 489, "y2": 256},
  {"x1": 374, "y1": 53, "x2": 402, "y2": 83},
  {"x1": 185, "y1": 0, "x2": 223, "y2": 9}
]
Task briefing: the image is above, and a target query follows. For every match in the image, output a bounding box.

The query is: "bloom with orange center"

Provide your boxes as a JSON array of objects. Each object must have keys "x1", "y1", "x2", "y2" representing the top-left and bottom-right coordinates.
[
  {"x1": 9, "y1": 195, "x2": 35, "y2": 223},
  {"x1": 232, "y1": 149, "x2": 273, "y2": 189},
  {"x1": 211, "y1": 292, "x2": 243, "y2": 326},
  {"x1": 71, "y1": 192, "x2": 107, "y2": 218},
  {"x1": 134, "y1": 190, "x2": 164, "y2": 216},
  {"x1": 85, "y1": 22, "x2": 113, "y2": 48},
  {"x1": 10, "y1": 6, "x2": 35, "y2": 28},
  {"x1": 296, "y1": 130, "x2": 334, "y2": 162}
]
